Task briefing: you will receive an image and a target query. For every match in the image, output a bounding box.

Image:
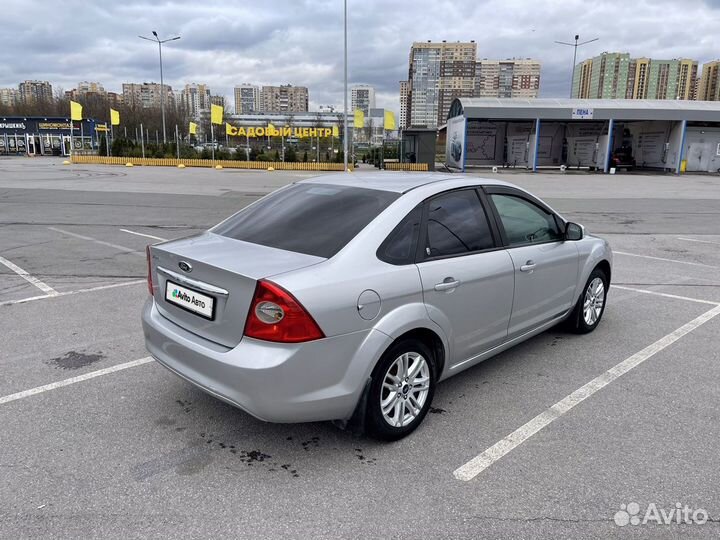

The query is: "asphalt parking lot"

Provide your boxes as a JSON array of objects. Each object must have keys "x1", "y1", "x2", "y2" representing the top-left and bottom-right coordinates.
[{"x1": 1, "y1": 157, "x2": 720, "y2": 538}]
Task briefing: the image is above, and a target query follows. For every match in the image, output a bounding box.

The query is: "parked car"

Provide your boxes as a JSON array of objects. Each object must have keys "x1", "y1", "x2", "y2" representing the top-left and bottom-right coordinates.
[{"x1": 142, "y1": 173, "x2": 612, "y2": 440}]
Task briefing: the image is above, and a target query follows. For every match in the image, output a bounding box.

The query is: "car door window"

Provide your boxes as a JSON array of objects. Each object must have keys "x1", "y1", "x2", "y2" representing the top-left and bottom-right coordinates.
[
  {"x1": 378, "y1": 206, "x2": 422, "y2": 265},
  {"x1": 490, "y1": 194, "x2": 562, "y2": 246},
  {"x1": 425, "y1": 190, "x2": 494, "y2": 257}
]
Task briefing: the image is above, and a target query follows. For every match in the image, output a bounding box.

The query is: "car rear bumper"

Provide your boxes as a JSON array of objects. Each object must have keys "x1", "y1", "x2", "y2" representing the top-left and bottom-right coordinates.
[{"x1": 142, "y1": 298, "x2": 389, "y2": 423}]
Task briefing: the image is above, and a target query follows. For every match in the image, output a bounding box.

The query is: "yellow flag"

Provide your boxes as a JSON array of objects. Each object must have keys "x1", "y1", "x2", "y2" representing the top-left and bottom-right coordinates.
[
  {"x1": 353, "y1": 109, "x2": 365, "y2": 129},
  {"x1": 189, "y1": 122, "x2": 197, "y2": 135},
  {"x1": 267, "y1": 123, "x2": 276, "y2": 135},
  {"x1": 225, "y1": 122, "x2": 234, "y2": 135},
  {"x1": 384, "y1": 110, "x2": 396, "y2": 130},
  {"x1": 211, "y1": 104, "x2": 223, "y2": 125},
  {"x1": 332, "y1": 126, "x2": 339, "y2": 137},
  {"x1": 110, "y1": 108, "x2": 120, "y2": 126},
  {"x1": 70, "y1": 100, "x2": 83, "y2": 121}
]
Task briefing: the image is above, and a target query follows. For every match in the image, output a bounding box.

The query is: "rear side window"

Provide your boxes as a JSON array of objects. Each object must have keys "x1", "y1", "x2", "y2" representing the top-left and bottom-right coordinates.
[
  {"x1": 212, "y1": 183, "x2": 399, "y2": 258},
  {"x1": 425, "y1": 189, "x2": 495, "y2": 258},
  {"x1": 378, "y1": 206, "x2": 422, "y2": 265}
]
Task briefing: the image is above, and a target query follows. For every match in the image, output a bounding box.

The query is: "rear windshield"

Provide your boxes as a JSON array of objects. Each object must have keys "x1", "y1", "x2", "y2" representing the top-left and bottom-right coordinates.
[{"x1": 212, "y1": 183, "x2": 399, "y2": 258}]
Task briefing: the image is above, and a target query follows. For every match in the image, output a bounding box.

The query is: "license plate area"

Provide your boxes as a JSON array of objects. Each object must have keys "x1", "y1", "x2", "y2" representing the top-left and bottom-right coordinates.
[{"x1": 165, "y1": 280, "x2": 215, "y2": 320}]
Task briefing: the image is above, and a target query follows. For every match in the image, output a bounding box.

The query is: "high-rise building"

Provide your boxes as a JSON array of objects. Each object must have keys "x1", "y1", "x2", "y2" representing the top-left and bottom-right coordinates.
[
  {"x1": 399, "y1": 81, "x2": 409, "y2": 129},
  {"x1": 122, "y1": 82, "x2": 175, "y2": 109},
  {"x1": 18, "y1": 80, "x2": 53, "y2": 103},
  {"x1": 698, "y1": 61, "x2": 720, "y2": 101},
  {"x1": 475, "y1": 59, "x2": 541, "y2": 98},
  {"x1": 210, "y1": 95, "x2": 225, "y2": 107},
  {"x1": 234, "y1": 84, "x2": 260, "y2": 114},
  {"x1": 0, "y1": 88, "x2": 20, "y2": 107},
  {"x1": 406, "y1": 41, "x2": 477, "y2": 128},
  {"x1": 351, "y1": 85, "x2": 376, "y2": 116},
  {"x1": 65, "y1": 81, "x2": 107, "y2": 101},
  {"x1": 572, "y1": 53, "x2": 632, "y2": 99},
  {"x1": 573, "y1": 53, "x2": 699, "y2": 100},
  {"x1": 180, "y1": 83, "x2": 211, "y2": 118},
  {"x1": 259, "y1": 85, "x2": 309, "y2": 112}
]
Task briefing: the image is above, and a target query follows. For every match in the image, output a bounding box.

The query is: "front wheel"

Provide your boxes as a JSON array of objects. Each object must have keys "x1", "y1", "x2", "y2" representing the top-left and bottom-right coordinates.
[
  {"x1": 566, "y1": 268, "x2": 608, "y2": 334},
  {"x1": 366, "y1": 339, "x2": 436, "y2": 441}
]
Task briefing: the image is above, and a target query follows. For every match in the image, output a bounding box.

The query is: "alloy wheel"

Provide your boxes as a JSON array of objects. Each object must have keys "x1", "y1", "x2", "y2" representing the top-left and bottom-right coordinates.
[
  {"x1": 380, "y1": 352, "x2": 430, "y2": 428},
  {"x1": 583, "y1": 277, "x2": 605, "y2": 326}
]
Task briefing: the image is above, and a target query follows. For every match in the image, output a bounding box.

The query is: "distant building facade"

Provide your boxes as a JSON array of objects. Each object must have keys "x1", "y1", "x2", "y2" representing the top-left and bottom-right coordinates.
[
  {"x1": 475, "y1": 59, "x2": 541, "y2": 98},
  {"x1": 19, "y1": 80, "x2": 53, "y2": 103},
  {"x1": 407, "y1": 41, "x2": 477, "y2": 128},
  {"x1": 234, "y1": 84, "x2": 260, "y2": 114},
  {"x1": 573, "y1": 53, "x2": 699, "y2": 100},
  {"x1": 698, "y1": 61, "x2": 720, "y2": 101},
  {"x1": 180, "y1": 83, "x2": 211, "y2": 118},
  {"x1": 351, "y1": 85, "x2": 376, "y2": 116},
  {"x1": 0, "y1": 88, "x2": 20, "y2": 107},
  {"x1": 259, "y1": 85, "x2": 309, "y2": 113},
  {"x1": 122, "y1": 82, "x2": 175, "y2": 109},
  {"x1": 399, "y1": 80, "x2": 409, "y2": 129}
]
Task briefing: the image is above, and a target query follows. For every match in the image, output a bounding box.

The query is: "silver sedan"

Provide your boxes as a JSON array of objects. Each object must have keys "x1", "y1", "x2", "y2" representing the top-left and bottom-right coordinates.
[{"x1": 142, "y1": 173, "x2": 612, "y2": 440}]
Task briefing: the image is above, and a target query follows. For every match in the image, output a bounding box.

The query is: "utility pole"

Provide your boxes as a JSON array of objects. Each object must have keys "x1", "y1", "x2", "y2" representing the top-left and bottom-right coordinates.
[
  {"x1": 554, "y1": 35, "x2": 599, "y2": 98},
  {"x1": 342, "y1": 0, "x2": 349, "y2": 171}
]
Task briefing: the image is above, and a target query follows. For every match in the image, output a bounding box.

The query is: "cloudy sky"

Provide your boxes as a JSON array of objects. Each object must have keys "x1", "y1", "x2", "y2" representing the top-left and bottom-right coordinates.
[{"x1": 2, "y1": 0, "x2": 720, "y2": 113}]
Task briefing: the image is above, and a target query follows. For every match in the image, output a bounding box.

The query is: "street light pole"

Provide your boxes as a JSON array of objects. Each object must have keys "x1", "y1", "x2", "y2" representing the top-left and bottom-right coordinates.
[
  {"x1": 343, "y1": 0, "x2": 348, "y2": 171},
  {"x1": 139, "y1": 31, "x2": 181, "y2": 144},
  {"x1": 554, "y1": 35, "x2": 599, "y2": 98}
]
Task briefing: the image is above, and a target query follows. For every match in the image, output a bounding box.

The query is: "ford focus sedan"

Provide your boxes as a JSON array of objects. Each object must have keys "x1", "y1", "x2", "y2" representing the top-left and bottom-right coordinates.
[{"x1": 142, "y1": 173, "x2": 612, "y2": 440}]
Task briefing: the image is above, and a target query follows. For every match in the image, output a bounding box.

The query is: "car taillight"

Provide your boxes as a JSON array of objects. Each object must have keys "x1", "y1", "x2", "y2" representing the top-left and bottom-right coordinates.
[
  {"x1": 244, "y1": 280, "x2": 324, "y2": 343},
  {"x1": 146, "y1": 245, "x2": 153, "y2": 296}
]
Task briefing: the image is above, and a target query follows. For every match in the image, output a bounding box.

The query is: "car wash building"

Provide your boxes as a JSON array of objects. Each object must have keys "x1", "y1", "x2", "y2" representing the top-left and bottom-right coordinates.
[
  {"x1": 0, "y1": 116, "x2": 99, "y2": 156},
  {"x1": 445, "y1": 98, "x2": 720, "y2": 174}
]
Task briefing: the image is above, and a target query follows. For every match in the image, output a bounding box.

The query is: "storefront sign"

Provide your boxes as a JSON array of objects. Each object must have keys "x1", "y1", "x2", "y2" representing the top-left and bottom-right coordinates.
[
  {"x1": 227, "y1": 125, "x2": 338, "y2": 138},
  {"x1": 0, "y1": 122, "x2": 26, "y2": 130},
  {"x1": 39, "y1": 122, "x2": 71, "y2": 130},
  {"x1": 571, "y1": 108, "x2": 594, "y2": 120}
]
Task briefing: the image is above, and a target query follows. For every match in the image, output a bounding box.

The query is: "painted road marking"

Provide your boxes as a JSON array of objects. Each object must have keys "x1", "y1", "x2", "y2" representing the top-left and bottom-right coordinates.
[
  {"x1": 613, "y1": 285, "x2": 720, "y2": 306},
  {"x1": 0, "y1": 255, "x2": 58, "y2": 296},
  {"x1": 0, "y1": 279, "x2": 145, "y2": 307},
  {"x1": 677, "y1": 237, "x2": 720, "y2": 246},
  {"x1": 120, "y1": 228, "x2": 168, "y2": 242},
  {"x1": 0, "y1": 357, "x2": 154, "y2": 406},
  {"x1": 614, "y1": 250, "x2": 717, "y2": 269},
  {"x1": 48, "y1": 226, "x2": 144, "y2": 256},
  {"x1": 453, "y1": 303, "x2": 720, "y2": 481}
]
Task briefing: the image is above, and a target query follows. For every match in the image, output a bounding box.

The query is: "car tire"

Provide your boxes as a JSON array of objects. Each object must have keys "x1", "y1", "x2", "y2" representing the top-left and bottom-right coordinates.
[
  {"x1": 366, "y1": 338, "x2": 436, "y2": 441},
  {"x1": 565, "y1": 267, "x2": 608, "y2": 334}
]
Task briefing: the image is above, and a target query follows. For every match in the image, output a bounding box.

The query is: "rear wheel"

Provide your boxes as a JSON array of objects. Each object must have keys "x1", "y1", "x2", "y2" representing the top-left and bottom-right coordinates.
[
  {"x1": 366, "y1": 338, "x2": 436, "y2": 441},
  {"x1": 566, "y1": 268, "x2": 608, "y2": 334}
]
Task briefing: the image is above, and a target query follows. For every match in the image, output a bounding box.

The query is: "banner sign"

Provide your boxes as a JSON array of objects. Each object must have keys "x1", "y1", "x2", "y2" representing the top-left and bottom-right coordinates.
[
  {"x1": 39, "y1": 122, "x2": 71, "y2": 130},
  {"x1": 226, "y1": 125, "x2": 338, "y2": 138},
  {"x1": 571, "y1": 107, "x2": 594, "y2": 120}
]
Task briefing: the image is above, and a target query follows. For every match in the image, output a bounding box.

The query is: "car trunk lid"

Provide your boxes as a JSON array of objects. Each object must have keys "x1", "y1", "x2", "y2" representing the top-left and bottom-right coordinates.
[{"x1": 149, "y1": 232, "x2": 325, "y2": 348}]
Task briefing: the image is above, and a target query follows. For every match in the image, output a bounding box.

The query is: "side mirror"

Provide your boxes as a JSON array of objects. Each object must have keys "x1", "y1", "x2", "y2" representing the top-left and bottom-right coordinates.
[{"x1": 565, "y1": 222, "x2": 584, "y2": 241}]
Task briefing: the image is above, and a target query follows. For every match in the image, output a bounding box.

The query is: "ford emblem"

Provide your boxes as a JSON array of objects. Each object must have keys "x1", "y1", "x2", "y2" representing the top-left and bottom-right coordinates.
[{"x1": 178, "y1": 261, "x2": 192, "y2": 272}]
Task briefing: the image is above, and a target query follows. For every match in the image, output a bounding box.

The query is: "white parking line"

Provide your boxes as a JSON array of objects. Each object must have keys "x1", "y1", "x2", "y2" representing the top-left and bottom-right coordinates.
[
  {"x1": 0, "y1": 279, "x2": 145, "y2": 307},
  {"x1": 48, "y1": 226, "x2": 144, "y2": 256},
  {"x1": 613, "y1": 285, "x2": 720, "y2": 306},
  {"x1": 677, "y1": 237, "x2": 720, "y2": 246},
  {"x1": 453, "y1": 303, "x2": 720, "y2": 481},
  {"x1": 120, "y1": 228, "x2": 168, "y2": 242},
  {"x1": 614, "y1": 250, "x2": 717, "y2": 269},
  {"x1": 0, "y1": 255, "x2": 59, "y2": 296},
  {"x1": 0, "y1": 357, "x2": 153, "y2": 406}
]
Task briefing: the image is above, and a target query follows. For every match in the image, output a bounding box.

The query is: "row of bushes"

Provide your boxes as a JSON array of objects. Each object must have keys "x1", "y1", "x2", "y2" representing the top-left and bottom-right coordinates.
[{"x1": 100, "y1": 137, "x2": 346, "y2": 163}]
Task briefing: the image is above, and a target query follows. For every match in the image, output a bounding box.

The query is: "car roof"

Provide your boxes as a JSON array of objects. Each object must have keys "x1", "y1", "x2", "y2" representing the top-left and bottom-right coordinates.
[{"x1": 298, "y1": 172, "x2": 515, "y2": 193}]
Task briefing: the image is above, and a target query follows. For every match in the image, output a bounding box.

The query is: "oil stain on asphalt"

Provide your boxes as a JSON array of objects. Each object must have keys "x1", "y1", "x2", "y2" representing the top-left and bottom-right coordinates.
[{"x1": 46, "y1": 350, "x2": 105, "y2": 370}]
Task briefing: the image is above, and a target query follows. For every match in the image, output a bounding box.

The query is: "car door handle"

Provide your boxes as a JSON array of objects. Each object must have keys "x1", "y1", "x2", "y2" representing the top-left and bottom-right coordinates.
[
  {"x1": 520, "y1": 260, "x2": 536, "y2": 273},
  {"x1": 434, "y1": 278, "x2": 460, "y2": 292}
]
